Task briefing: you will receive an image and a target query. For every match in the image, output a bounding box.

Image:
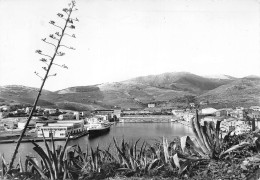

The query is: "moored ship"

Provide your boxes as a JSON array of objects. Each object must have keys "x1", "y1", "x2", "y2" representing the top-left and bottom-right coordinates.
[{"x1": 86, "y1": 116, "x2": 111, "y2": 137}]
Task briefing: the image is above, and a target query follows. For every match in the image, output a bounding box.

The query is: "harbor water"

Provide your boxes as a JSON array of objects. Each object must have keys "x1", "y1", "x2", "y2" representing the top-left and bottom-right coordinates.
[{"x1": 0, "y1": 122, "x2": 193, "y2": 164}]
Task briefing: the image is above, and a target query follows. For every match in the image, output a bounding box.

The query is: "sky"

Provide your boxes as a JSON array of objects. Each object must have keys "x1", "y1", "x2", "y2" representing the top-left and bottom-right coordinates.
[{"x1": 0, "y1": 0, "x2": 260, "y2": 91}]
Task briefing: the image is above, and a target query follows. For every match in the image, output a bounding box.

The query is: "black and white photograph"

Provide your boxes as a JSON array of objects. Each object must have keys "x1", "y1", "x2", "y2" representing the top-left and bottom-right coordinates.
[{"x1": 0, "y1": 0, "x2": 260, "y2": 179}]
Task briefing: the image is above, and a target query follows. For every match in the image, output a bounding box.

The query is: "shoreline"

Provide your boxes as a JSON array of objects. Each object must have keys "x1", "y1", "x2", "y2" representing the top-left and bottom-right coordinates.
[
  {"x1": 0, "y1": 130, "x2": 89, "y2": 144},
  {"x1": 119, "y1": 115, "x2": 176, "y2": 123}
]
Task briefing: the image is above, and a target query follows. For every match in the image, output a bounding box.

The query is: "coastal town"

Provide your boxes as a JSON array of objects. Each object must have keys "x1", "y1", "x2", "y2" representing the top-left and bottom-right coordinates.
[
  {"x1": 1, "y1": 0, "x2": 260, "y2": 179},
  {"x1": 0, "y1": 102, "x2": 259, "y2": 142}
]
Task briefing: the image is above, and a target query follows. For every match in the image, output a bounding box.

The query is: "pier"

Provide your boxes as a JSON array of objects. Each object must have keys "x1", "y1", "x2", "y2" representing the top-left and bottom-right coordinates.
[
  {"x1": 0, "y1": 130, "x2": 89, "y2": 144},
  {"x1": 119, "y1": 115, "x2": 176, "y2": 123}
]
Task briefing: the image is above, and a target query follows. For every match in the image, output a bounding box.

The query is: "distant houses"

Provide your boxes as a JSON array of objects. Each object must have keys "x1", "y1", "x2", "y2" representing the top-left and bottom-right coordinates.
[
  {"x1": 147, "y1": 103, "x2": 156, "y2": 108},
  {"x1": 0, "y1": 105, "x2": 10, "y2": 112},
  {"x1": 248, "y1": 111, "x2": 260, "y2": 120},
  {"x1": 250, "y1": 106, "x2": 260, "y2": 111}
]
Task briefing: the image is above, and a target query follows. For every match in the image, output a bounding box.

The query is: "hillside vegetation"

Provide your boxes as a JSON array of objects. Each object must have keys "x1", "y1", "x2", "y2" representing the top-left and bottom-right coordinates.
[
  {"x1": 1, "y1": 72, "x2": 259, "y2": 110},
  {"x1": 198, "y1": 78, "x2": 260, "y2": 107}
]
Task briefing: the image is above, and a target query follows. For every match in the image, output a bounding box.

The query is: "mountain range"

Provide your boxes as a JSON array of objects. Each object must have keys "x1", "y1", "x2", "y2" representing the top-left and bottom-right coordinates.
[{"x1": 1, "y1": 72, "x2": 260, "y2": 111}]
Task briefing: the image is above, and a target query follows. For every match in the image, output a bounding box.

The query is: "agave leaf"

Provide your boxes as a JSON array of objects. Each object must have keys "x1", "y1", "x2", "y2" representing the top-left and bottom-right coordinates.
[
  {"x1": 129, "y1": 154, "x2": 136, "y2": 171},
  {"x1": 51, "y1": 133, "x2": 57, "y2": 158},
  {"x1": 24, "y1": 158, "x2": 29, "y2": 172},
  {"x1": 32, "y1": 142, "x2": 55, "y2": 179},
  {"x1": 156, "y1": 149, "x2": 161, "y2": 160},
  {"x1": 75, "y1": 148, "x2": 87, "y2": 165},
  {"x1": 201, "y1": 124, "x2": 213, "y2": 153},
  {"x1": 178, "y1": 159, "x2": 190, "y2": 175},
  {"x1": 103, "y1": 149, "x2": 116, "y2": 162},
  {"x1": 139, "y1": 141, "x2": 146, "y2": 158},
  {"x1": 143, "y1": 154, "x2": 148, "y2": 171},
  {"x1": 90, "y1": 147, "x2": 96, "y2": 170},
  {"x1": 149, "y1": 146, "x2": 157, "y2": 157},
  {"x1": 254, "y1": 137, "x2": 260, "y2": 152},
  {"x1": 194, "y1": 111, "x2": 211, "y2": 154},
  {"x1": 62, "y1": 145, "x2": 74, "y2": 162},
  {"x1": 40, "y1": 160, "x2": 45, "y2": 171},
  {"x1": 180, "y1": 136, "x2": 188, "y2": 152},
  {"x1": 18, "y1": 156, "x2": 24, "y2": 173},
  {"x1": 116, "y1": 167, "x2": 131, "y2": 171},
  {"x1": 168, "y1": 157, "x2": 175, "y2": 171},
  {"x1": 133, "y1": 138, "x2": 140, "y2": 159},
  {"x1": 148, "y1": 159, "x2": 159, "y2": 171},
  {"x1": 95, "y1": 147, "x2": 99, "y2": 171},
  {"x1": 25, "y1": 157, "x2": 49, "y2": 180},
  {"x1": 172, "y1": 153, "x2": 180, "y2": 169},
  {"x1": 50, "y1": 134, "x2": 58, "y2": 178},
  {"x1": 163, "y1": 136, "x2": 169, "y2": 163},
  {"x1": 41, "y1": 130, "x2": 54, "y2": 163},
  {"x1": 59, "y1": 132, "x2": 71, "y2": 161},
  {"x1": 215, "y1": 120, "x2": 221, "y2": 152},
  {"x1": 172, "y1": 154, "x2": 191, "y2": 174},
  {"x1": 121, "y1": 138, "x2": 126, "y2": 155},
  {"x1": 190, "y1": 117, "x2": 208, "y2": 156},
  {"x1": 204, "y1": 121, "x2": 213, "y2": 146},
  {"x1": 1, "y1": 154, "x2": 7, "y2": 176},
  {"x1": 219, "y1": 142, "x2": 250, "y2": 158},
  {"x1": 56, "y1": 145, "x2": 62, "y2": 156},
  {"x1": 155, "y1": 164, "x2": 164, "y2": 171},
  {"x1": 186, "y1": 136, "x2": 207, "y2": 158},
  {"x1": 63, "y1": 160, "x2": 68, "y2": 180},
  {"x1": 113, "y1": 137, "x2": 131, "y2": 169}
]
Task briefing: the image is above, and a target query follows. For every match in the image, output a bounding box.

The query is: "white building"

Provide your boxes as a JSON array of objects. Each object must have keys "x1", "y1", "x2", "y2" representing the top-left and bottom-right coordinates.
[
  {"x1": 250, "y1": 106, "x2": 260, "y2": 111},
  {"x1": 148, "y1": 103, "x2": 156, "y2": 108},
  {"x1": 38, "y1": 126, "x2": 73, "y2": 138},
  {"x1": 37, "y1": 120, "x2": 84, "y2": 138},
  {"x1": 172, "y1": 109, "x2": 185, "y2": 117},
  {"x1": 200, "y1": 108, "x2": 217, "y2": 115},
  {"x1": 58, "y1": 113, "x2": 75, "y2": 120}
]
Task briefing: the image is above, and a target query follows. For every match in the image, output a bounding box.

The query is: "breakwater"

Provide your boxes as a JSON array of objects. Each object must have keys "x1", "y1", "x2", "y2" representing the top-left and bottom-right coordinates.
[{"x1": 119, "y1": 115, "x2": 176, "y2": 123}]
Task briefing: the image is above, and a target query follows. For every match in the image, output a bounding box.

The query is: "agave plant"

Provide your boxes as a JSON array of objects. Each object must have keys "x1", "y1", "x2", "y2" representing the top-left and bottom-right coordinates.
[
  {"x1": 146, "y1": 136, "x2": 208, "y2": 176},
  {"x1": 145, "y1": 110, "x2": 253, "y2": 177},
  {"x1": 24, "y1": 133, "x2": 81, "y2": 180},
  {"x1": 189, "y1": 110, "x2": 250, "y2": 160},
  {"x1": 157, "y1": 110, "x2": 254, "y2": 176},
  {"x1": 113, "y1": 137, "x2": 162, "y2": 174}
]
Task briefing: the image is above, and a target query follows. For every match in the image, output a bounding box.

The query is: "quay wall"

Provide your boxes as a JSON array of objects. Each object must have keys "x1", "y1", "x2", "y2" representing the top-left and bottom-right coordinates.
[{"x1": 119, "y1": 115, "x2": 176, "y2": 123}]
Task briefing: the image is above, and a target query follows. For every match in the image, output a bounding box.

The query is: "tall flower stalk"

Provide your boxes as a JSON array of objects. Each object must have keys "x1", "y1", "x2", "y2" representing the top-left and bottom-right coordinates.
[{"x1": 8, "y1": 0, "x2": 78, "y2": 172}]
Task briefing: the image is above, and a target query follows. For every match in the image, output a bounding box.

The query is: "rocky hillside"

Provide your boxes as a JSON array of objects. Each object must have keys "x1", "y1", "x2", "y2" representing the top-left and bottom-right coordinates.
[{"x1": 1, "y1": 72, "x2": 259, "y2": 110}]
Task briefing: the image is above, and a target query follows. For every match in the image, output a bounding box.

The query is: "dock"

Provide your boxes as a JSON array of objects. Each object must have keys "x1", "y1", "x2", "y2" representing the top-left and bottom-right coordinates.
[
  {"x1": 0, "y1": 130, "x2": 89, "y2": 144},
  {"x1": 119, "y1": 115, "x2": 176, "y2": 123}
]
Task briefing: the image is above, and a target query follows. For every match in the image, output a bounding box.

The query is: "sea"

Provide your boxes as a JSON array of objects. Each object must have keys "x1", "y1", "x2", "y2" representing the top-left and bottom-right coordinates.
[{"x1": 0, "y1": 122, "x2": 193, "y2": 164}]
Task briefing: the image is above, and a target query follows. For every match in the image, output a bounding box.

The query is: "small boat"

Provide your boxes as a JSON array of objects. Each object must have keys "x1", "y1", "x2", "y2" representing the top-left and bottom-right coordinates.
[{"x1": 86, "y1": 116, "x2": 111, "y2": 137}]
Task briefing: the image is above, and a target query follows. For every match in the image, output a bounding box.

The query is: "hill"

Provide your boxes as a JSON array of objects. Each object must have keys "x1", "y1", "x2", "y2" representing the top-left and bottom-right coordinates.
[
  {"x1": 198, "y1": 78, "x2": 260, "y2": 107},
  {"x1": 203, "y1": 74, "x2": 237, "y2": 80},
  {"x1": 125, "y1": 72, "x2": 232, "y2": 94},
  {"x1": 1, "y1": 72, "x2": 259, "y2": 110},
  {"x1": 0, "y1": 85, "x2": 56, "y2": 107}
]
